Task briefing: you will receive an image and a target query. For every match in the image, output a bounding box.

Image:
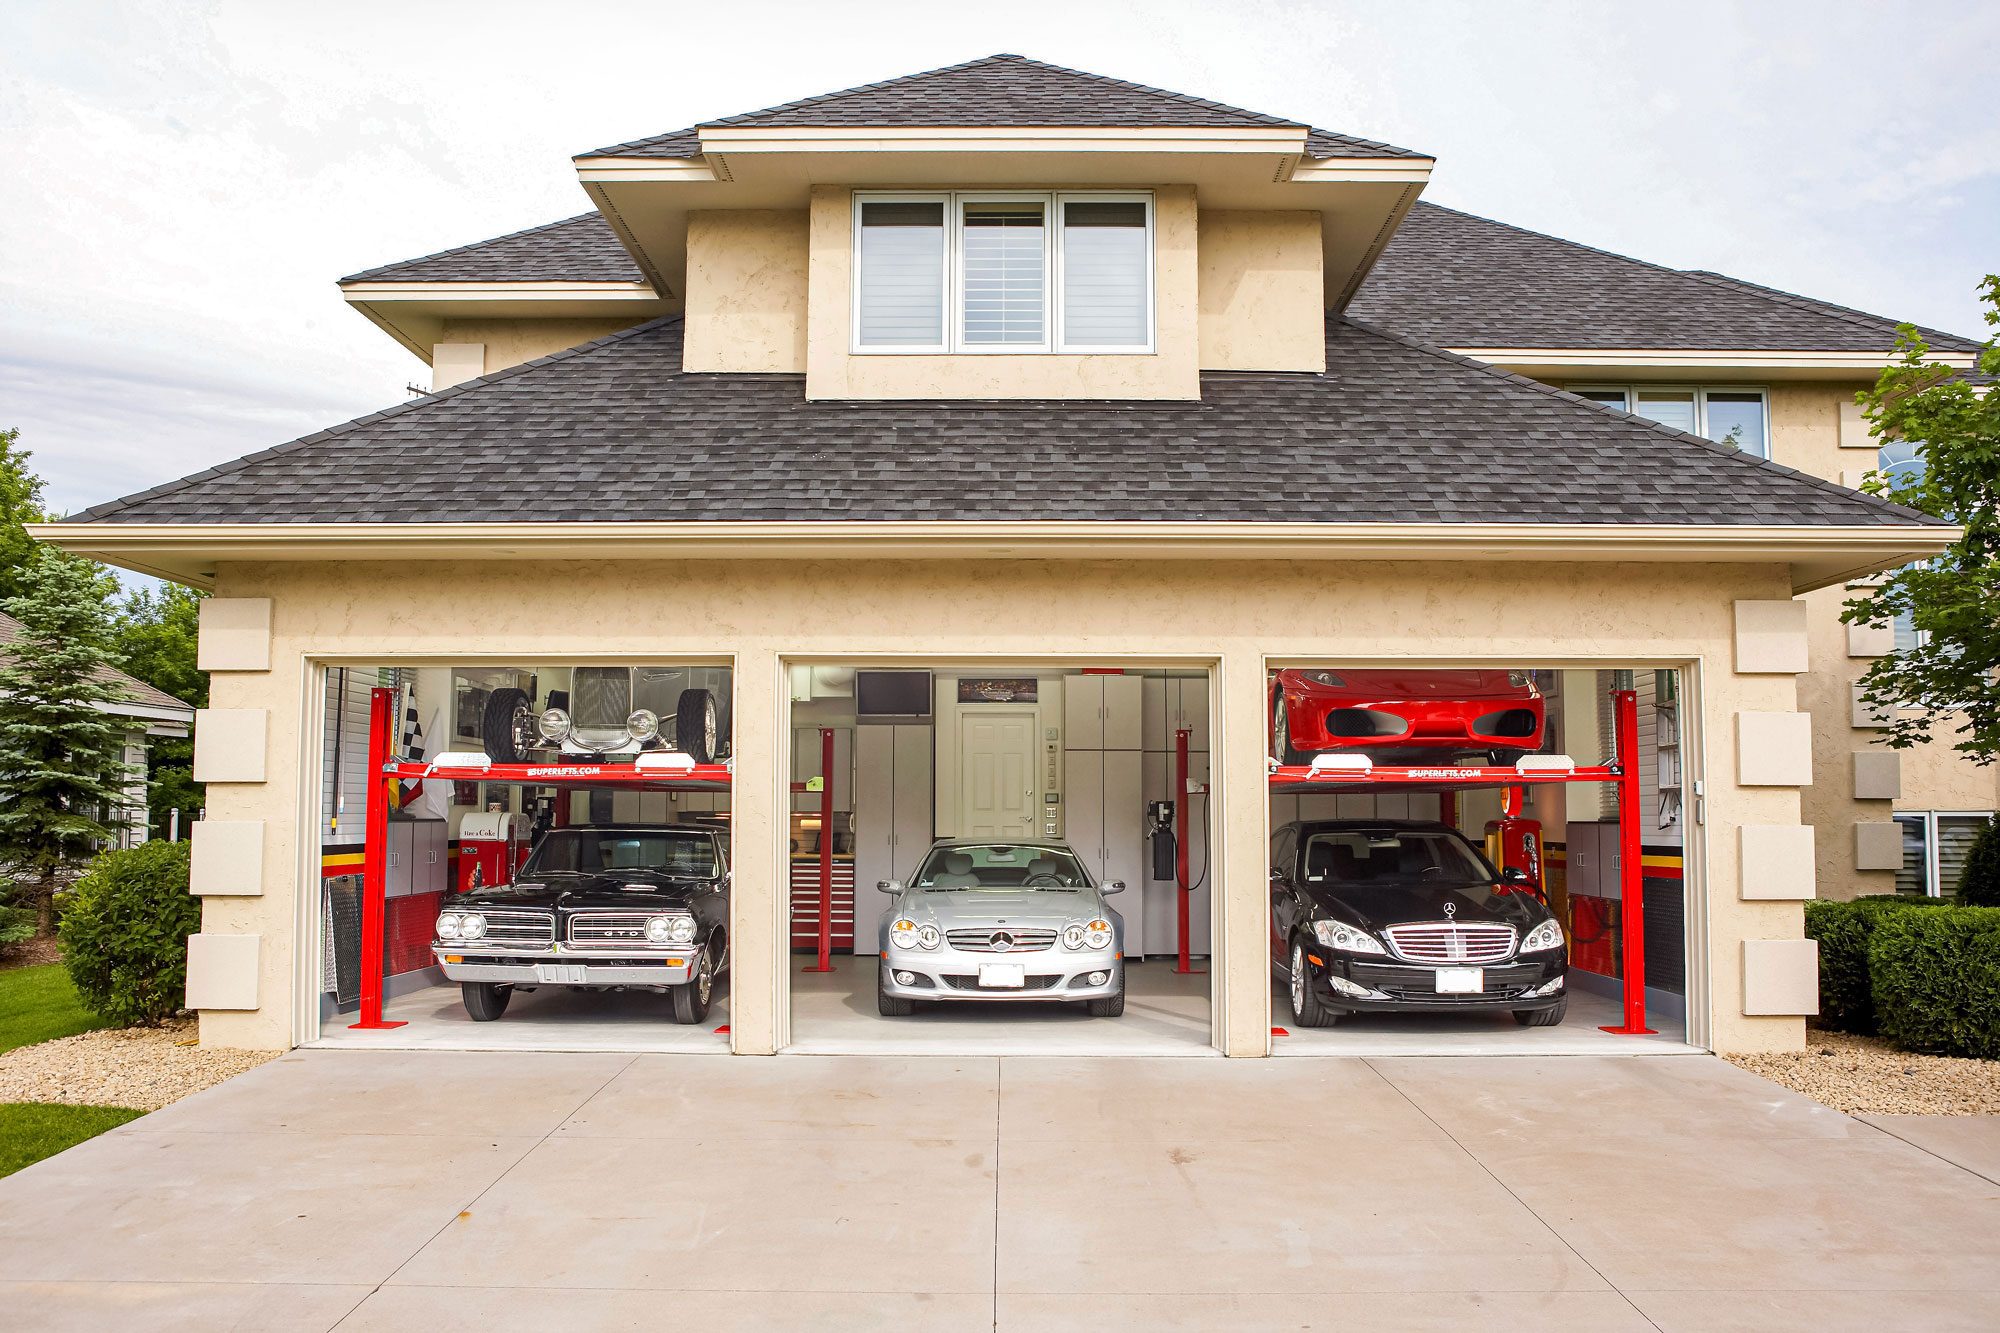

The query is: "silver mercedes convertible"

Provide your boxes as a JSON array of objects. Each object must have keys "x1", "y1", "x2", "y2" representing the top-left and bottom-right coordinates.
[{"x1": 875, "y1": 838, "x2": 1126, "y2": 1017}]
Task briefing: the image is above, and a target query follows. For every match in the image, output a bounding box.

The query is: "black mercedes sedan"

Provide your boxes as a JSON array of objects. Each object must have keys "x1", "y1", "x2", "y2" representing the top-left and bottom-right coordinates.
[
  {"x1": 1269, "y1": 820, "x2": 1567, "y2": 1028},
  {"x1": 432, "y1": 823, "x2": 729, "y2": 1024}
]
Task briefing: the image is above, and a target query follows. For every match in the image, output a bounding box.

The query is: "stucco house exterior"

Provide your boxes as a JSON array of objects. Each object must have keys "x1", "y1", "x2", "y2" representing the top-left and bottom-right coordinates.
[{"x1": 38, "y1": 55, "x2": 1978, "y2": 1057}]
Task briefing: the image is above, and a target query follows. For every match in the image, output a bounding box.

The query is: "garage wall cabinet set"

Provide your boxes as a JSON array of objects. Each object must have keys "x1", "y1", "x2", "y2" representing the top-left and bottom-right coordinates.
[{"x1": 41, "y1": 54, "x2": 1980, "y2": 1060}]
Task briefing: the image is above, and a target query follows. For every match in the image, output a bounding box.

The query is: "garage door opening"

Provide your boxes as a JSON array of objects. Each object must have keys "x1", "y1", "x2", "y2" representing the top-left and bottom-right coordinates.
[
  {"x1": 1267, "y1": 666, "x2": 1700, "y2": 1056},
  {"x1": 309, "y1": 662, "x2": 735, "y2": 1053},
  {"x1": 783, "y1": 664, "x2": 1216, "y2": 1056}
]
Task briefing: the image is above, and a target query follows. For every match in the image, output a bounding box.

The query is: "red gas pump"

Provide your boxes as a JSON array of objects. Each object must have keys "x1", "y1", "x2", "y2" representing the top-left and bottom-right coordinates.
[
  {"x1": 456, "y1": 809, "x2": 529, "y2": 893},
  {"x1": 1484, "y1": 786, "x2": 1544, "y2": 900}
]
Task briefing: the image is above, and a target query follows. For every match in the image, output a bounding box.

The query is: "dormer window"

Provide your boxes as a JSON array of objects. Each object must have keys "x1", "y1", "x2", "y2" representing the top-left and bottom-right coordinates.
[{"x1": 853, "y1": 192, "x2": 1153, "y2": 354}]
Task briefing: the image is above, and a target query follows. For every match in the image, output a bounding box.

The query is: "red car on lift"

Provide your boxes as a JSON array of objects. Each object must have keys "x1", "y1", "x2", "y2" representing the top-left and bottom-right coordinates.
[{"x1": 1270, "y1": 669, "x2": 1545, "y2": 765}]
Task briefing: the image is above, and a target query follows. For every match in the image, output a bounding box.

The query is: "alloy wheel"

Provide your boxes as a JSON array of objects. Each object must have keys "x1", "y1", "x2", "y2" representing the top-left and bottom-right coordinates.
[{"x1": 1290, "y1": 942, "x2": 1307, "y2": 1018}]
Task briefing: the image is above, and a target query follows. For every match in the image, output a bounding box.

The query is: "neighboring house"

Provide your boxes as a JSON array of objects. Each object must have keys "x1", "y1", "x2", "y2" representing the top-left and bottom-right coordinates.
[
  {"x1": 39, "y1": 54, "x2": 1974, "y2": 1056},
  {"x1": 0, "y1": 610, "x2": 196, "y2": 848}
]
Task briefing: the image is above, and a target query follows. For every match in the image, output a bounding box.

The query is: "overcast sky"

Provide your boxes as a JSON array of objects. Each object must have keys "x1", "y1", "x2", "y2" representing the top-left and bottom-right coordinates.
[{"x1": 3, "y1": 0, "x2": 1993, "y2": 520}]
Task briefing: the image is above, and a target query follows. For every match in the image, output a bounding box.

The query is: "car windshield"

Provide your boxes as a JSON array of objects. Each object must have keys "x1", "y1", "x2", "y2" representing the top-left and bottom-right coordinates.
[
  {"x1": 1302, "y1": 829, "x2": 1493, "y2": 886},
  {"x1": 911, "y1": 844, "x2": 1089, "y2": 890},
  {"x1": 522, "y1": 829, "x2": 718, "y2": 880}
]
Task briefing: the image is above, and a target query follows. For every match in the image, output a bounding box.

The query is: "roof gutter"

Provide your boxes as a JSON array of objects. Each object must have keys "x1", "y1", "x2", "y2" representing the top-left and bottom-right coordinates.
[{"x1": 31, "y1": 519, "x2": 1958, "y2": 595}]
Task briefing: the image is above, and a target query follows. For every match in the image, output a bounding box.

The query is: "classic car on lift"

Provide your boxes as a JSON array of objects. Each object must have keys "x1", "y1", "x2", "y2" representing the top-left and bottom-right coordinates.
[
  {"x1": 1270, "y1": 819, "x2": 1567, "y2": 1028},
  {"x1": 480, "y1": 666, "x2": 729, "y2": 765},
  {"x1": 1269, "y1": 668, "x2": 1545, "y2": 764},
  {"x1": 433, "y1": 822, "x2": 729, "y2": 1024},
  {"x1": 875, "y1": 838, "x2": 1127, "y2": 1017}
]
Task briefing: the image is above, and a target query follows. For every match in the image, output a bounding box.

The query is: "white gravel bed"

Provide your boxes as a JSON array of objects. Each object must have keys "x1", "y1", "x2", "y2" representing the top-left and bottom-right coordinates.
[
  {"x1": 1727, "y1": 1029, "x2": 2000, "y2": 1116},
  {"x1": 0, "y1": 1019, "x2": 280, "y2": 1111}
]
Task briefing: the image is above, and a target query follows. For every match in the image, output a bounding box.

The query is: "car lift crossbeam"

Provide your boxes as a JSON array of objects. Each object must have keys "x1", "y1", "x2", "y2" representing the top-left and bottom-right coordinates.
[
  {"x1": 379, "y1": 758, "x2": 733, "y2": 791},
  {"x1": 1267, "y1": 763, "x2": 1622, "y2": 792}
]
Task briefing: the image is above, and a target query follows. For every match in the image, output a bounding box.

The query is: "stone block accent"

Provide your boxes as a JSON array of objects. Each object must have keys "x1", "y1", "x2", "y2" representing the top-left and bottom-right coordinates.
[
  {"x1": 1852, "y1": 750, "x2": 1901, "y2": 801},
  {"x1": 190, "y1": 820, "x2": 264, "y2": 896},
  {"x1": 1736, "y1": 711, "x2": 1814, "y2": 786},
  {"x1": 1855, "y1": 821, "x2": 1904, "y2": 871},
  {"x1": 1846, "y1": 620, "x2": 1893, "y2": 658},
  {"x1": 1838, "y1": 398, "x2": 1873, "y2": 449},
  {"x1": 1742, "y1": 939, "x2": 1820, "y2": 1015},
  {"x1": 192, "y1": 709, "x2": 268, "y2": 784},
  {"x1": 1851, "y1": 685, "x2": 1892, "y2": 730},
  {"x1": 1732, "y1": 600, "x2": 1809, "y2": 674},
  {"x1": 186, "y1": 933, "x2": 260, "y2": 1010},
  {"x1": 1738, "y1": 825, "x2": 1816, "y2": 900},
  {"x1": 196, "y1": 598, "x2": 272, "y2": 672}
]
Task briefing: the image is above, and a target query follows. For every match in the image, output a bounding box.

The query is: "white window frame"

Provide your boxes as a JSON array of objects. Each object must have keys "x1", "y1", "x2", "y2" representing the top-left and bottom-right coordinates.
[
  {"x1": 1568, "y1": 384, "x2": 1772, "y2": 459},
  {"x1": 851, "y1": 190, "x2": 1155, "y2": 356},
  {"x1": 1894, "y1": 810, "x2": 1994, "y2": 897}
]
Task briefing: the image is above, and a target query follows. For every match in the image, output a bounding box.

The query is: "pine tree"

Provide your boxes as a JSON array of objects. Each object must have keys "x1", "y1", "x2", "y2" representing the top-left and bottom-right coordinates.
[
  {"x1": 0, "y1": 428, "x2": 52, "y2": 606},
  {"x1": 0, "y1": 547, "x2": 133, "y2": 932},
  {"x1": 1957, "y1": 817, "x2": 2000, "y2": 907}
]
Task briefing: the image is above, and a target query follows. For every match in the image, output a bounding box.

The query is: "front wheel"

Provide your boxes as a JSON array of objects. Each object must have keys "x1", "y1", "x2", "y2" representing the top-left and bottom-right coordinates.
[
  {"x1": 1086, "y1": 966, "x2": 1126, "y2": 1018},
  {"x1": 462, "y1": 982, "x2": 511, "y2": 1022},
  {"x1": 675, "y1": 689, "x2": 719, "y2": 765},
  {"x1": 1513, "y1": 997, "x2": 1568, "y2": 1027},
  {"x1": 481, "y1": 687, "x2": 535, "y2": 763},
  {"x1": 877, "y1": 961, "x2": 915, "y2": 1016},
  {"x1": 671, "y1": 941, "x2": 717, "y2": 1025},
  {"x1": 1288, "y1": 940, "x2": 1341, "y2": 1028}
]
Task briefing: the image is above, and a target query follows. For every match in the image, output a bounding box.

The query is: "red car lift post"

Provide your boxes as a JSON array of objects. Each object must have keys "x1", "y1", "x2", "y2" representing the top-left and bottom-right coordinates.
[
  {"x1": 1173, "y1": 726, "x2": 1202, "y2": 975},
  {"x1": 348, "y1": 686, "x2": 407, "y2": 1030},
  {"x1": 803, "y1": 726, "x2": 837, "y2": 973},
  {"x1": 1268, "y1": 685, "x2": 1650, "y2": 1034}
]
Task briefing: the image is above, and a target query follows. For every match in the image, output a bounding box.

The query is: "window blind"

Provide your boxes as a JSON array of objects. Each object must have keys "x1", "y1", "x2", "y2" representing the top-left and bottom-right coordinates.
[
  {"x1": 857, "y1": 201, "x2": 945, "y2": 347},
  {"x1": 960, "y1": 201, "x2": 1045, "y2": 345},
  {"x1": 1060, "y1": 200, "x2": 1147, "y2": 347}
]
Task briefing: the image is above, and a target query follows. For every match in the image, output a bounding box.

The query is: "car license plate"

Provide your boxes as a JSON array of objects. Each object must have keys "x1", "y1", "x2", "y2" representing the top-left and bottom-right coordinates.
[
  {"x1": 535, "y1": 965, "x2": 586, "y2": 984},
  {"x1": 978, "y1": 964, "x2": 1026, "y2": 989},
  {"x1": 1435, "y1": 967, "x2": 1484, "y2": 994}
]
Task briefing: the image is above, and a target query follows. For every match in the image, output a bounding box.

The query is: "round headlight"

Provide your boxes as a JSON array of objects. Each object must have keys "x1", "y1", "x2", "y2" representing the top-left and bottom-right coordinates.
[
  {"x1": 890, "y1": 918, "x2": 919, "y2": 950},
  {"x1": 1061, "y1": 923, "x2": 1087, "y2": 950},
  {"x1": 537, "y1": 707, "x2": 571, "y2": 741},
  {"x1": 668, "y1": 915, "x2": 697, "y2": 944},
  {"x1": 645, "y1": 915, "x2": 675, "y2": 943},
  {"x1": 457, "y1": 913, "x2": 488, "y2": 941},
  {"x1": 916, "y1": 924, "x2": 941, "y2": 950},
  {"x1": 1084, "y1": 919, "x2": 1114, "y2": 951},
  {"x1": 435, "y1": 912, "x2": 462, "y2": 941},
  {"x1": 626, "y1": 709, "x2": 660, "y2": 741}
]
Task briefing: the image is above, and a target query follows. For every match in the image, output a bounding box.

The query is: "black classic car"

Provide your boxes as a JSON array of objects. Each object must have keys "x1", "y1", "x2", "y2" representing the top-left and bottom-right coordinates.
[
  {"x1": 1269, "y1": 820, "x2": 1567, "y2": 1028},
  {"x1": 433, "y1": 823, "x2": 729, "y2": 1024}
]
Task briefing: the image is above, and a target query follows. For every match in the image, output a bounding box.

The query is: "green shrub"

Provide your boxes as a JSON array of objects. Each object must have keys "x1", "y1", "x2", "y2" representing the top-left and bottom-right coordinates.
[
  {"x1": 1804, "y1": 895, "x2": 1948, "y2": 1034},
  {"x1": 57, "y1": 841, "x2": 198, "y2": 1028},
  {"x1": 1956, "y1": 816, "x2": 2000, "y2": 907},
  {"x1": 0, "y1": 903, "x2": 33, "y2": 954},
  {"x1": 1869, "y1": 904, "x2": 2000, "y2": 1058}
]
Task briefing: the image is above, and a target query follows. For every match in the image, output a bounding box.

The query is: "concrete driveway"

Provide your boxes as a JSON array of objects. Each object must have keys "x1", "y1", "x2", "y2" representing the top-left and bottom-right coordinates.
[{"x1": 2, "y1": 1050, "x2": 1996, "y2": 1331}]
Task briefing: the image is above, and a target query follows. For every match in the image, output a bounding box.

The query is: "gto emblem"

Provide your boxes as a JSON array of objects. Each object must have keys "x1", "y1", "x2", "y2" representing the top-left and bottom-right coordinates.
[
  {"x1": 1442, "y1": 902, "x2": 1457, "y2": 918},
  {"x1": 989, "y1": 931, "x2": 1015, "y2": 952}
]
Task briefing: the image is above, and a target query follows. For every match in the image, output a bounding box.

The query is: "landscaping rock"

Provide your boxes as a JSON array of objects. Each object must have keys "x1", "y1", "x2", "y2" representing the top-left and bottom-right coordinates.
[
  {"x1": 1727, "y1": 1029, "x2": 2000, "y2": 1115},
  {"x1": 0, "y1": 1019, "x2": 278, "y2": 1111}
]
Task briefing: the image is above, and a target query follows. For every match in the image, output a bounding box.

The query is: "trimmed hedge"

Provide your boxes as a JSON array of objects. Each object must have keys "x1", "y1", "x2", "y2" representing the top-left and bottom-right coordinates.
[
  {"x1": 1804, "y1": 895, "x2": 1947, "y2": 1035},
  {"x1": 1869, "y1": 905, "x2": 2000, "y2": 1059},
  {"x1": 58, "y1": 840, "x2": 198, "y2": 1028}
]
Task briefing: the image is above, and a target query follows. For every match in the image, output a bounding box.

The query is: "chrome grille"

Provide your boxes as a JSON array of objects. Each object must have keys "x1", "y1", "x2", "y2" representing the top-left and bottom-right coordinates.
[
  {"x1": 946, "y1": 928, "x2": 1058, "y2": 953},
  {"x1": 571, "y1": 667, "x2": 632, "y2": 749},
  {"x1": 1382, "y1": 922, "x2": 1516, "y2": 965},
  {"x1": 475, "y1": 909, "x2": 554, "y2": 948},
  {"x1": 567, "y1": 912, "x2": 661, "y2": 947}
]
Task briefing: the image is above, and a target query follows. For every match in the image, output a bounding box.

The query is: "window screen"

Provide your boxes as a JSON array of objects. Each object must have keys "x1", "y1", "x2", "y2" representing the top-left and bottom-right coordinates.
[
  {"x1": 1060, "y1": 200, "x2": 1148, "y2": 347},
  {"x1": 1633, "y1": 390, "x2": 1697, "y2": 433},
  {"x1": 857, "y1": 201, "x2": 945, "y2": 347},
  {"x1": 960, "y1": 201, "x2": 1046, "y2": 345}
]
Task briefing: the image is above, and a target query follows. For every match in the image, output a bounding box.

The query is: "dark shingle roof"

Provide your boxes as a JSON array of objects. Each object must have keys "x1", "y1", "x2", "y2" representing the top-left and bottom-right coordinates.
[
  {"x1": 340, "y1": 214, "x2": 646, "y2": 285},
  {"x1": 1351, "y1": 203, "x2": 1984, "y2": 354},
  {"x1": 70, "y1": 317, "x2": 1937, "y2": 530},
  {"x1": 587, "y1": 53, "x2": 1419, "y2": 160}
]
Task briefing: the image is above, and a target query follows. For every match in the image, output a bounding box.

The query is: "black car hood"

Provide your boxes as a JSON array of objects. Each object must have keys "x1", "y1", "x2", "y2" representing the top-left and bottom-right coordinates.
[
  {"x1": 1305, "y1": 878, "x2": 1548, "y2": 932},
  {"x1": 455, "y1": 874, "x2": 704, "y2": 912}
]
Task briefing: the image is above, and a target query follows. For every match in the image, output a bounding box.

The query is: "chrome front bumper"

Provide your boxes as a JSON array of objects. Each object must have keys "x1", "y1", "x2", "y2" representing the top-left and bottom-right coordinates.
[
  {"x1": 433, "y1": 946, "x2": 698, "y2": 989},
  {"x1": 879, "y1": 944, "x2": 1121, "y2": 1002}
]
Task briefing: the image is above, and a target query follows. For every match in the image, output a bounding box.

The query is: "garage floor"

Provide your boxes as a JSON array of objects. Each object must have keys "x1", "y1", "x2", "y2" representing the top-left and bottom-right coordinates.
[
  {"x1": 788, "y1": 958, "x2": 1213, "y2": 1056},
  {"x1": 312, "y1": 982, "x2": 731, "y2": 1054},
  {"x1": 1270, "y1": 984, "x2": 1700, "y2": 1057},
  {"x1": 6, "y1": 1049, "x2": 1998, "y2": 1330}
]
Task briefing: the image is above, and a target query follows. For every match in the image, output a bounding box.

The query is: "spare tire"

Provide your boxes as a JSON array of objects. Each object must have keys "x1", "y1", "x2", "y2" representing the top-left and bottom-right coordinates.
[
  {"x1": 481, "y1": 686, "x2": 534, "y2": 763},
  {"x1": 675, "y1": 688, "x2": 719, "y2": 764}
]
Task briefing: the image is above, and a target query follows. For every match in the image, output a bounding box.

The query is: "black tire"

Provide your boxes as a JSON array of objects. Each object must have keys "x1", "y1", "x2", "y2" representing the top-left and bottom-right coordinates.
[
  {"x1": 1271, "y1": 688, "x2": 1303, "y2": 766},
  {"x1": 1513, "y1": 997, "x2": 1568, "y2": 1027},
  {"x1": 671, "y1": 940, "x2": 717, "y2": 1025},
  {"x1": 877, "y1": 961, "x2": 915, "y2": 1016},
  {"x1": 481, "y1": 686, "x2": 535, "y2": 763},
  {"x1": 1288, "y1": 939, "x2": 1341, "y2": 1028},
  {"x1": 675, "y1": 688, "x2": 719, "y2": 764},
  {"x1": 1086, "y1": 965, "x2": 1126, "y2": 1018},
  {"x1": 462, "y1": 982, "x2": 511, "y2": 1022}
]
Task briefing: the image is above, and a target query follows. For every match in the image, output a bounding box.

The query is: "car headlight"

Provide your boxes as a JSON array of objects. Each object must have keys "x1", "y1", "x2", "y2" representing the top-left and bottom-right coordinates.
[
  {"x1": 1312, "y1": 919, "x2": 1386, "y2": 954},
  {"x1": 626, "y1": 709, "x2": 659, "y2": 741},
  {"x1": 1084, "y1": 919, "x2": 1114, "y2": 950},
  {"x1": 645, "y1": 915, "x2": 675, "y2": 943},
  {"x1": 1507, "y1": 669, "x2": 1531, "y2": 688},
  {"x1": 435, "y1": 912, "x2": 462, "y2": 941},
  {"x1": 916, "y1": 924, "x2": 941, "y2": 949},
  {"x1": 457, "y1": 912, "x2": 487, "y2": 941},
  {"x1": 537, "y1": 707, "x2": 571, "y2": 741},
  {"x1": 1521, "y1": 919, "x2": 1566, "y2": 953},
  {"x1": 667, "y1": 915, "x2": 697, "y2": 945},
  {"x1": 891, "y1": 918, "x2": 920, "y2": 950},
  {"x1": 1061, "y1": 923, "x2": 1087, "y2": 950},
  {"x1": 1303, "y1": 670, "x2": 1344, "y2": 687}
]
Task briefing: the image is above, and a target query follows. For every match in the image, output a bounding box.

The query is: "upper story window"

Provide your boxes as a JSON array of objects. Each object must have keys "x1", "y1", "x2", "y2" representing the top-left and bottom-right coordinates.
[
  {"x1": 853, "y1": 192, "x2": 1154, "y2": 355},
  {"x1": 1570, "y1": 385, "x2": 1769, "y2": 459}
]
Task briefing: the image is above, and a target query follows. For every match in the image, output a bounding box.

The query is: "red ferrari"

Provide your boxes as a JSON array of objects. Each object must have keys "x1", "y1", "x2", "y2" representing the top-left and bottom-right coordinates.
[{"x1": 1270, "y1": 669, "x2": 1545, "y2": 765}]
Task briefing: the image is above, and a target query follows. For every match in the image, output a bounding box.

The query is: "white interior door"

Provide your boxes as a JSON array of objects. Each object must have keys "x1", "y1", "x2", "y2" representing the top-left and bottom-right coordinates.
[{"x1": 958, "y1": 709, "x2": 1038, "y2": 837}]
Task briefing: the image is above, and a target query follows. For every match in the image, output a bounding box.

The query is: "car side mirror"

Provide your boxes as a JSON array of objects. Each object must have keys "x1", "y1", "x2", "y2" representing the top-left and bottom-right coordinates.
[
  {"x1": 1500, "y1": 866, "x2": 1533, "y2": 887},
  {"x1": 877, "y1": 880, "x2": 902, "y2": 894},
  {"x1": 1102, "y1": 880, "x2": 1126, "y2": 895}
]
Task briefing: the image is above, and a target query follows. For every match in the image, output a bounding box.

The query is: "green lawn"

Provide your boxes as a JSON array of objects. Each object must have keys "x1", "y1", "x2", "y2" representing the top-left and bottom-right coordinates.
[
  {"x1": 0, "y1": 1103, "x2": 145, "y2": 1178},
  {"x1": 0, "y1": 963, "x2": 106, "y2": 1054}
]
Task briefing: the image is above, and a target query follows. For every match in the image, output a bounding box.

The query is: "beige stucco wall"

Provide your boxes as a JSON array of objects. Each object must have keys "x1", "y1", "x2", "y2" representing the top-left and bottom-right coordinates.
[
  {"x1": 682, "y1": 210, "x2": 810, "y2": 373},
  {"x1": 438, "y1": 318, "x2": 647, "y2": 377},
  {"x1": 200, "y1": 554, "x2": 1809, "y2": 1056},
  {"x1": 803, "y1": 184, "x2": 1203, "y2": 400},
  {"x1": 1196, "y1": 210, "x2": 1325, "y2": 372}
]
